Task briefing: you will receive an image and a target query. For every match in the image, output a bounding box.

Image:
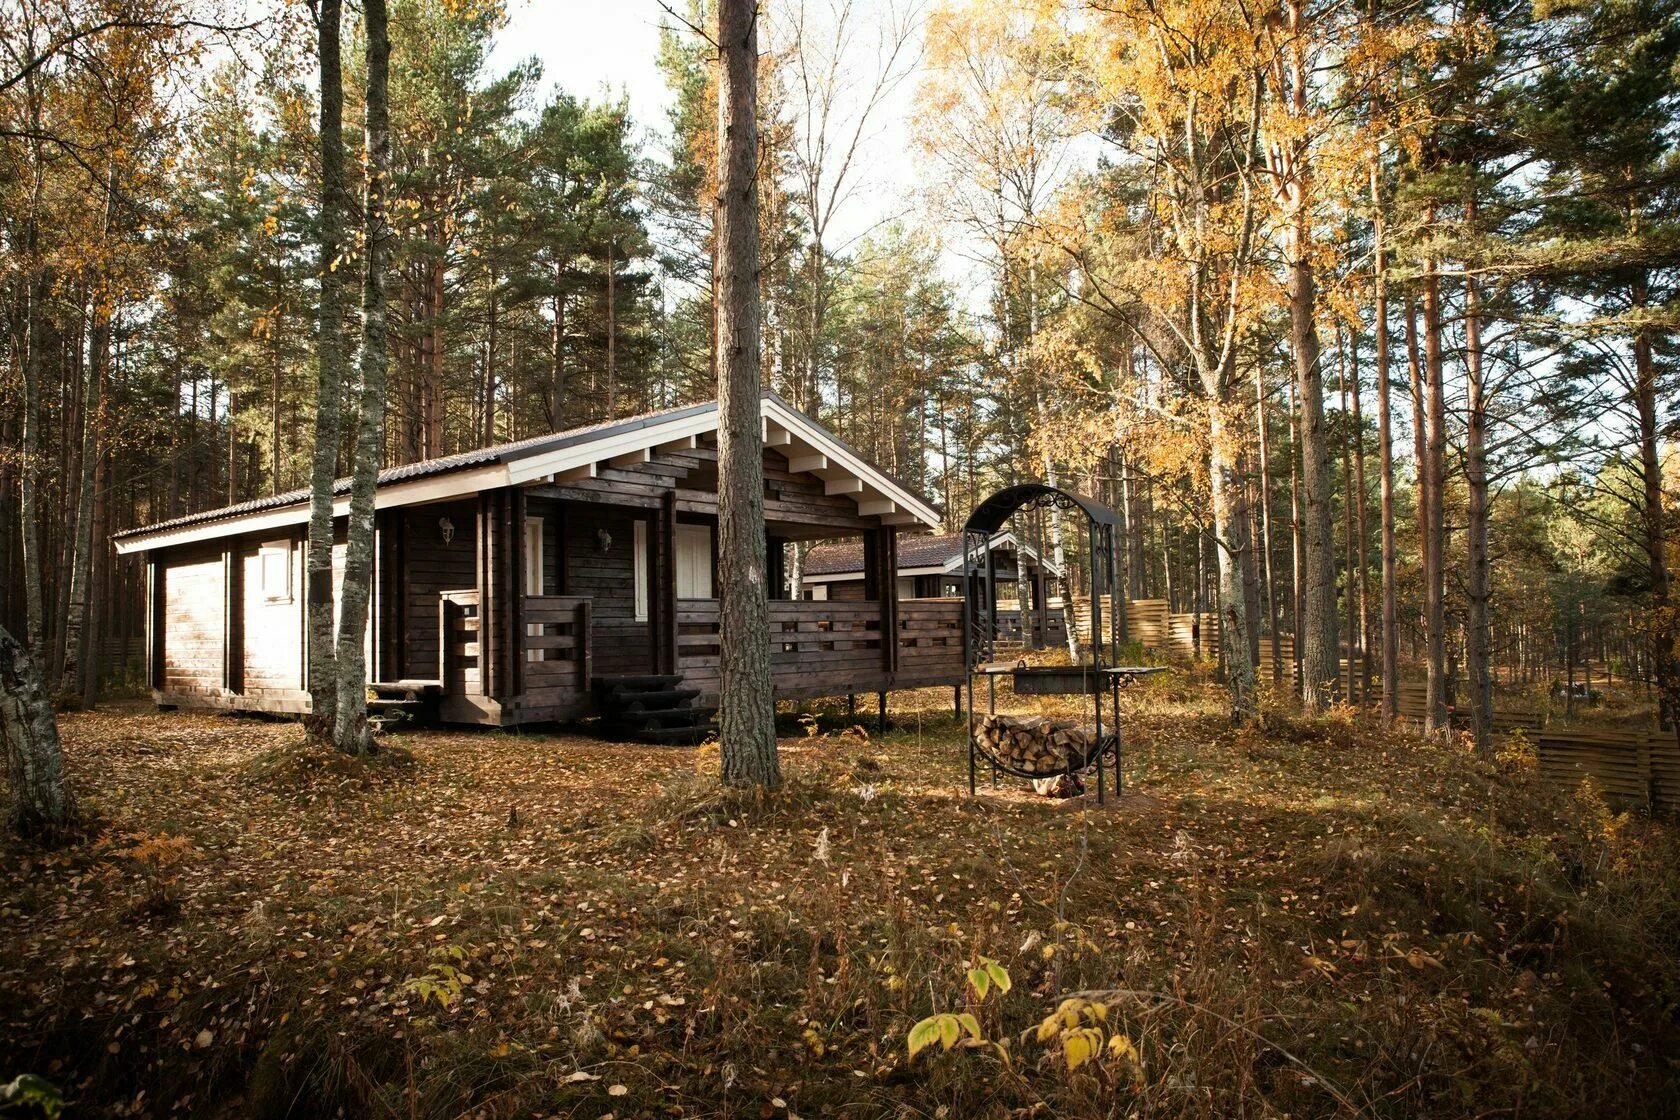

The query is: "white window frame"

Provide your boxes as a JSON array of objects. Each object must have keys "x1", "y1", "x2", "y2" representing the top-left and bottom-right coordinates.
[
  {"x1": 258, "y1": 540, "x2": 292, "y2": 603},
  {"x1": 525, "y1": 516, "x2": 545, "y2": 661},
  {"x1": 676, "y1": 523, "x2": 714, "y2": 600},
  {"x1": 633, "y1": 520, "x2": 649, "y2": 622}
]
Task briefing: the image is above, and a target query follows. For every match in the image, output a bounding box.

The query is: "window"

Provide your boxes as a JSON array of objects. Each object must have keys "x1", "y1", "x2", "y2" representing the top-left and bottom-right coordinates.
[
  {"x1": 258, "y1": 541, "x2": 292, "y2": 603},
  {"x1": 633, "y1": 520, "x2": 649, "y2": 622},
  {"x1": 525, "y1": 517, "x2": 544, "y2": 661},
  {"x1": 524, "y1": 516, "x2": 544, "y2": 595},
  {"x1": 676, "y1": 523, "x2": 714, "y2": 599}
]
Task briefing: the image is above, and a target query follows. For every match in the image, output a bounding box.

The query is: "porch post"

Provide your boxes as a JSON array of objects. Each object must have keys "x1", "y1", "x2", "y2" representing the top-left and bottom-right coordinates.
[
  {"x1": 660, "y1": 492, "x2": 678, "y2": 675},
  {"x1": 509, "y1": 486, "x2": 526, "y2": 699},
  {"x1": 881, "y1": 526, "x2": 899, "y2": 674}
]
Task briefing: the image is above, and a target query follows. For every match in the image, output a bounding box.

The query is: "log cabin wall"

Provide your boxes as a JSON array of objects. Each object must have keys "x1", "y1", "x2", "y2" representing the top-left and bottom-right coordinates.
[
  {"x1": 159, "y1": 544, "x2": 226, "y2": 702},
  {"x1": 399, "y1": 499, "x2": 478, "y2": 680},
  {"x1": 560, "y1": 502, "x2": 654, "y2": 677}
]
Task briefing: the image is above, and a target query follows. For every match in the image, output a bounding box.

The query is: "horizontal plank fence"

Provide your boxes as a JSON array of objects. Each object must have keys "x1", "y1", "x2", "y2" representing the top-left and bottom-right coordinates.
[{"x1": 1536, "y1": 727, "x2": 1680, "y2": 814}]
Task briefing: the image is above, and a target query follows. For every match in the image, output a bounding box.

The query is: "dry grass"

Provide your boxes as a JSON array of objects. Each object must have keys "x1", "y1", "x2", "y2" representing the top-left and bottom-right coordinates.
[{"x1": 2, "y1": 678, "x2": 1678, "y2": 1119}]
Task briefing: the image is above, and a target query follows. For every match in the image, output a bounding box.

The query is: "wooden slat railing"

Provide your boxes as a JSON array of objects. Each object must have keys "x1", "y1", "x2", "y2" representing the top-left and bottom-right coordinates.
[
  {"x1": 677, "y1": 598, "x2": 964, "y2": 699},
  {"x1": 521, "y1": 595, "x2": 592, "y2": 693},
  {"x1": 439, "y1": 589, "x2": 480, "y2": 694}
]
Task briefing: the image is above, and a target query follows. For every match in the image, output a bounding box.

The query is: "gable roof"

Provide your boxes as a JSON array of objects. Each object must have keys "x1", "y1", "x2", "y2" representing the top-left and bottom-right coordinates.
[
  {"x1": 114, "y1": 393, "x2": 940, "y2": 554},
  {"x1": 803, "y1": 530, "x2": 1060, "y2": 581}
]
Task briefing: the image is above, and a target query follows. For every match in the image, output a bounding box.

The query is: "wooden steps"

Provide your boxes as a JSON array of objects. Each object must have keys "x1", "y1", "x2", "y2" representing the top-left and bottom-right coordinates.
[
  {"x1": 366, "y1": 680, "x2": 441, "y2": 731},
  {"x1": 593, "y1": 675, "x2": 714, "y2": 745}
]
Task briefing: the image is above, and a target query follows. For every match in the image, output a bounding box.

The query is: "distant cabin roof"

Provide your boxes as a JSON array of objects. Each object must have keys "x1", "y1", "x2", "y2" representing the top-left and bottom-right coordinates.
[
  {"x1": 114, "y1": 393, "x2": 941, "y2": 554},
  {"x1": 803, "y1": 530, "x2": 1060, "y2": 581}
]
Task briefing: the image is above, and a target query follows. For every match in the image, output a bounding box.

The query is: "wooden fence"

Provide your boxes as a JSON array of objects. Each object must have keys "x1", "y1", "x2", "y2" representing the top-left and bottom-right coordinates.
[{"x1": 1536, "y1": 727, "x2": 1680, "y2": 814}]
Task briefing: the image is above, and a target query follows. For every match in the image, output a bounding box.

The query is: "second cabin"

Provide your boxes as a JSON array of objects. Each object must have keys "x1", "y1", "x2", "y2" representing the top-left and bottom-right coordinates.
[{"x1": 113, "y1": 393, "x2": 966, "y2": 740}]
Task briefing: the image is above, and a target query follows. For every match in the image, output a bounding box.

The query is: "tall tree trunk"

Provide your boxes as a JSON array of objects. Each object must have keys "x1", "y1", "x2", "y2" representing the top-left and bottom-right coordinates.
[
  {"x1": 1289, "y1": 214, "x2": 1338, "y2": 709},
  {"x1": 1288, "y1": 379, "x2": 1304, "y2": 688},
  {"x1": 305, "y1": 0, "x2": 349, "y2": 736},
  {"x1": 1350, "y1": 330, "x2": 1371, "y2": 705},
  {"x1": 1373, "y1": 162, "x2": 1399, "y2": 723},
  {"x1": 1339, "y1": 332, "x2": 1357, "y2": 701},
  {"x1": 2, "y1": 623, "x2": 71, "y2": 840},
  {"x1": 1209, "y1": 399, "x2": 1258, "y2": 723},
  {"x1": 484, "y1": 257, "x2": 498, "y2": 445},
  {"x1": 551, "y1": 274, "x2": 567, "y2": 430},
  {"x1": 1464, "y1": 267, "x2": 1492, "y2": 756},
  {"x1": 715, "y1": 0, "x2": 780, "y2": 788},
  {"x1": 605, "y1": 238, "x2": 617, "y2": 415},
  {"x1": 1421, "y1": 257, "x2": 1449, "y2": 735},
  {"x1": 333, "y1": 0, "x2": 391, "y2": 756},
  {"x1": 60, "y1": 298, "x2": 108, "y2": 700},
  {"x1": 1632, "y1": 272, "x2": 1675, "y2": 729},
  {"x1": 1257, "y1": 362, "x2": 1281, "y2": 681}
]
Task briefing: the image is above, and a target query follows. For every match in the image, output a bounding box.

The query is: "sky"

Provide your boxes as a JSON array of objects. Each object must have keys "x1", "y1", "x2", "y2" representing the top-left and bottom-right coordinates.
[{"x1": 482, "y1": 0, "x2": 992, "y2": 309}]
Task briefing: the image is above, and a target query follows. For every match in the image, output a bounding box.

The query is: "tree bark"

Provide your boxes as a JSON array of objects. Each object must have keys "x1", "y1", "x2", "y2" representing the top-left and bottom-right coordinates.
[
  {"x1": 1372, "y1": 162, "x2": 1398, "y2": 724},
  {"x1": 1632, "y1": 272, "x2": 1675, "y2": 729},
  {"x1": 61, "y1": 172, "x2": 115, "y2": 701},
  {"x1": 1209, "y1": 400, "x2": 1258, "y2": 723},
  {"x1": 332, "y1": 0, "x2": 391, "y2": 757},
  {"x1": 715, "y1": 0, "x2": 780, "y2": 788},
  {"x1": 1464, "y1": 267, "x2": 1492, "y2": 756},
  {"x1": 1, "y1": 623, "x2": 71, "y2": 841},
  {"x1": 1257, "y1": 363, "x2": 1281, "y2": 681},
  {"x1": 1421, "y1": 258, "x2": 1449, "y2": 735},
  {"x1": 1290, "y1": 221, "x2": 1338, "y2": 709},
  {"x1": 305, "y1": 0, "x2": 349, "y2": 736}
]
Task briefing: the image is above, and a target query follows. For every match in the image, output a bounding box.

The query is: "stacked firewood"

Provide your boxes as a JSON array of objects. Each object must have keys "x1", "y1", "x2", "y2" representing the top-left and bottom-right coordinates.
[{"x1": 975, "y1": 714, "x2": 1098, "y2": 774}]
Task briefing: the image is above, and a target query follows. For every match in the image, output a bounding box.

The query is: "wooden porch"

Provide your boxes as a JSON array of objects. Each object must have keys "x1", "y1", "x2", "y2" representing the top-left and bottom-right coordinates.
[{"x1": 427, "y1": 585, "x2": 965, "y2": 726}]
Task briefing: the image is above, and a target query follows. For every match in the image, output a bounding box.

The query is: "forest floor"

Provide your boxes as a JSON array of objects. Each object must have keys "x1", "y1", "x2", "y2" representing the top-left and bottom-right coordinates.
[{"x1": 3, "y1": 673, "x2": 1679, "y2": 1119}]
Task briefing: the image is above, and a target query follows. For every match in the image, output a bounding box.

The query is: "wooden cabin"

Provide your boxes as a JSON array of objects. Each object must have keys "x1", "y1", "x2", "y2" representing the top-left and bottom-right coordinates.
[
  {"x1": 112, "y1": 394, "x2": 965, "y2": 735},
  {"x1": 802, "y1": 530, "x2": 1067, "y2": 650}
]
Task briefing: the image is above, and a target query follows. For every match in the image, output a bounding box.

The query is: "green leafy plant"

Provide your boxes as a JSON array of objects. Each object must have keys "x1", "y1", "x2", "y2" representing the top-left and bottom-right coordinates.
[
  {"x1": 908, "y1": 957, "x2": 1011, "y2": 1058},
  {"x1": 403, "y1": 945, "x2": 470, "y2": 1010},
  {"x1": 0, "y1": 1074, "x2": 64, "y2": 1119}
]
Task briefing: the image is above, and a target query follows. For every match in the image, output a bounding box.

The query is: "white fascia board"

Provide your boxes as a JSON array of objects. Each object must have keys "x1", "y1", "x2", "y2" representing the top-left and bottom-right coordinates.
[
  {"x1": 762, "y1": 397, "x2": 941, "y2": 527},
  {"x1": 113, "y1": 463, "x2": 512, "y2": 555},
  {"x1": 504, "y1": 409, "x2": 720, "y2": 485}
]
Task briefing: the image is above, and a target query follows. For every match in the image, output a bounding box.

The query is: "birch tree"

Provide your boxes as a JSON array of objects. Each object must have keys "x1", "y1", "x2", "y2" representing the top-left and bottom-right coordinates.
[
  {"x1": 332, "y1": 0, "x2": 391, "y2": 756},
  {"x1": 304, "y1": 0, "x2": 348, "y2": 736}
]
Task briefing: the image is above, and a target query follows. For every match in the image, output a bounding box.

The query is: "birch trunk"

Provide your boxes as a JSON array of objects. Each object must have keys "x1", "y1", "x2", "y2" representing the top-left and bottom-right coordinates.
[
  {"x1": 333, "y1": 0, "x2": 391, "y2": 757},
  {"x1": 2, "y1": 623, "x2": 71, "y2": 840},
  {"x1": 305, "y1": 0, "x2": 349, "y2": 736},
  {"x1": 62, "y1": 170, "x2": 117, "y2": 701},
  {"x1": 715, "y1": 0, "x2": 780, "y2": 788},
  {"x1": 1209, "y1": 400, "x2": 1258, "y2": 723},
  {"x1": 1290, "y1": 222, "x2": 1338, "y2": 709}
]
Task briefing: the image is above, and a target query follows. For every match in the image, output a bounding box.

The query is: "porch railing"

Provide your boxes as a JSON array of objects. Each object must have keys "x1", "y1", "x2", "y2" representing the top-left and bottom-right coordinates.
[
  {"x1": 439, "y1": 589, "x2": 480, "y2": 694},
  {"x1": 679, "y1": 597, "x2": 964, "y2": 698},
  {"x1": 521, "y1": 595, "x2": 592, "y2": 695}
]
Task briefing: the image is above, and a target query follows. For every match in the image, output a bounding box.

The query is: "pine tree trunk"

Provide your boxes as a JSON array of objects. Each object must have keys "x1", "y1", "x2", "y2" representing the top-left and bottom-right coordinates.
[
  {"x1": 1, "y1": 623, "x2": 71, "y2": 841},
  {"x1": 1464, "y1": 270, "x2": 1493, "y2": 756},
  {"x1": 715, "y1": 0, "x2": 780, "y2": 789},
  {"x1": 1257, "y1": 364, "x2": 1281, "y2": 681},
  {"x1": 1632, "y1": 273, "x2": 1676, "y2": 729},
  {"x1": 305, "y1": 0, "x2": 349, "y2": 736},
  {"x1": 1372, "y1": 163, "x2": 1398, "y2": 723},
  {"x1": 1421, "y1": 259, "x2": 1449, "y2": 735},
  {"x1": 332, "y1": 0, "x2": 391, "y2": 756},
  {"x1": 551, "y1": 276, "x2": 567, "y2": 430},
  {"x1": 1350, "y1": 333, "x2": 1372, "y2": 705},
  {"x1": 1290, "y1": 219, "x2": 1338, "y2": 709}
]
